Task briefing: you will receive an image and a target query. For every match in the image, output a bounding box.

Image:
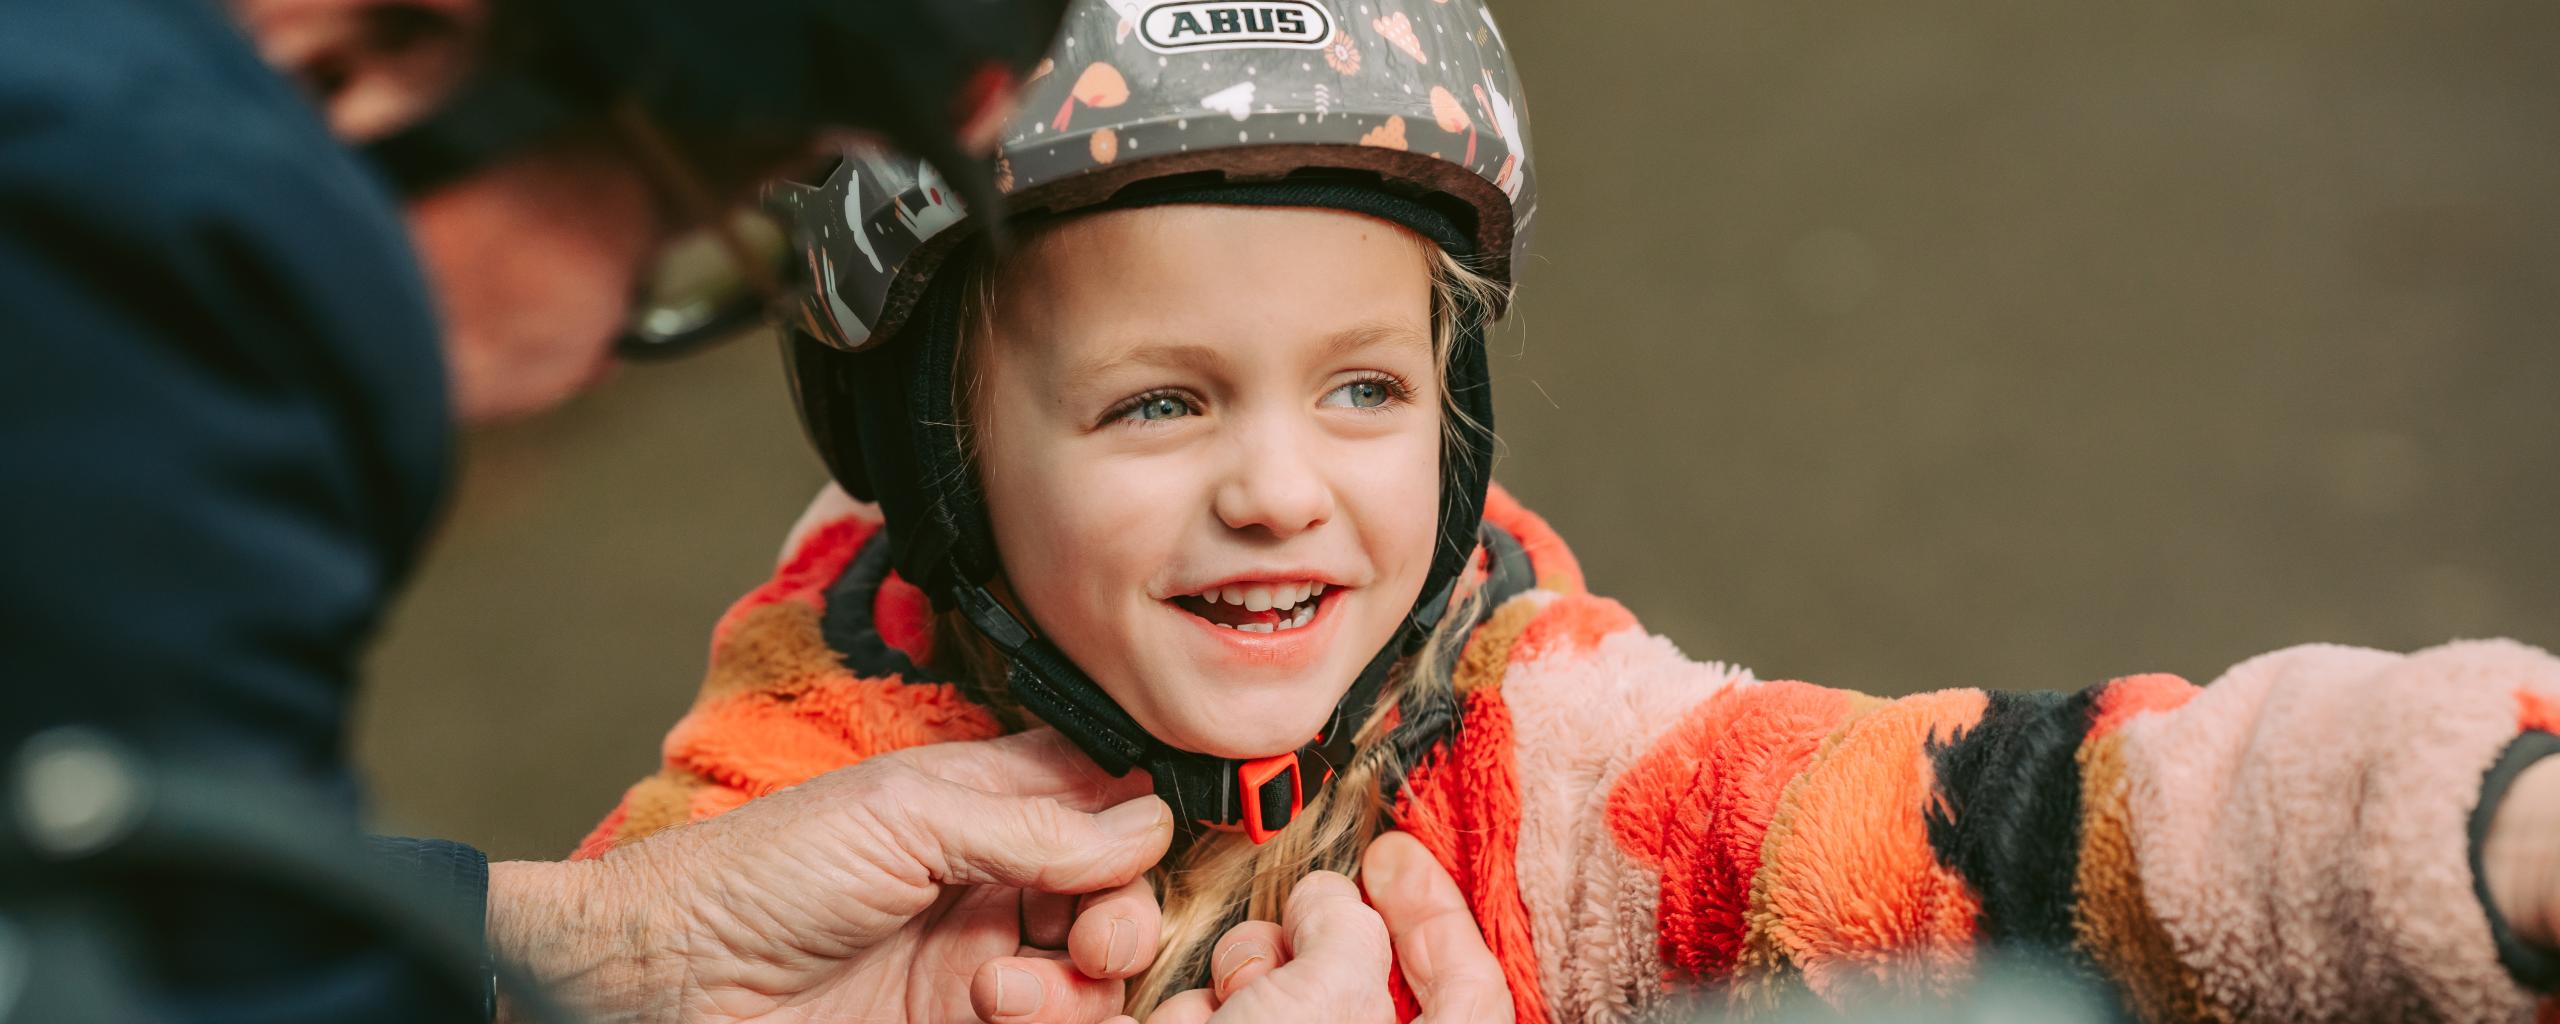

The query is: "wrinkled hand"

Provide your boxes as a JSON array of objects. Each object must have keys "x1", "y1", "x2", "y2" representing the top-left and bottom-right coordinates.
[
  {"x1": 1128, "y1": 831, "x2": 1512, "y2": 1024},
  {"x1": 489, "y1": 729, "x2": 1172, "y2": 1024}
]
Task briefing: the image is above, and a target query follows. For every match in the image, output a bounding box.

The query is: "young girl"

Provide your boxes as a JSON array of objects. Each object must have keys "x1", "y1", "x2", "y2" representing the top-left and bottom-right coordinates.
[{"x1": 574, "y1": 1, "x2": 2560, "y2": 1020}]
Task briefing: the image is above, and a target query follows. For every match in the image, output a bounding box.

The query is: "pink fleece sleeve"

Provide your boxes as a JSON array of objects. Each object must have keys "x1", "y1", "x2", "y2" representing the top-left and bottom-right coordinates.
[
  {"x1": 1463, "y1": 593, "x2": 2560, "y2": 1021},
  {"x1": 2103, "y1": 639, "x2": 2559, "y2": 1021}
]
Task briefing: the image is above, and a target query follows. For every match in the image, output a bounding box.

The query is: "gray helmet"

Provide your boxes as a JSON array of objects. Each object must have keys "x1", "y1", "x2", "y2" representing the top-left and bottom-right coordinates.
[{"x1": 773, "y1": 0, "x2": 1535, "y2": 353}]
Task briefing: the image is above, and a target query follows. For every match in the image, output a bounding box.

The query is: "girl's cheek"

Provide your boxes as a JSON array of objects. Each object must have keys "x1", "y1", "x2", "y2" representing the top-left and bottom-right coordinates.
[
  {"x1": 1045, "y1": 457, "x2": 1189, "y2": 589},
  {"x1": 1350, "y1": 428, "x2": 1444, "y2": 567}
]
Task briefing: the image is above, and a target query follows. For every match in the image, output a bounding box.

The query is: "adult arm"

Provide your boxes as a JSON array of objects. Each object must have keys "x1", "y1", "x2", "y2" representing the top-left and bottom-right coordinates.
[{"x1": 486, "y1": 731, "x2": 1172, "y2": 1024}]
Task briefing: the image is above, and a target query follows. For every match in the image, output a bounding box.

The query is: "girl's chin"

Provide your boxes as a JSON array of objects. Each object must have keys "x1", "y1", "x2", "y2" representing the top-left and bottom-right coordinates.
[{"x1": 1140, "y1": 693, "x2": 1346, "y2": 760}]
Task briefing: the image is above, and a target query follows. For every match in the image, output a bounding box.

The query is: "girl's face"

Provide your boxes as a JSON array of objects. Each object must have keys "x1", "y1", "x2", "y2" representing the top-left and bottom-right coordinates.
[{"x1": 973, "y1": 205, "x2": 1443, "y2": 759}]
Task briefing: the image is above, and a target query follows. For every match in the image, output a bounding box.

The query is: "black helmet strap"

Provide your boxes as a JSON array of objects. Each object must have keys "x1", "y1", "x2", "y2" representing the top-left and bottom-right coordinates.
[{"x1": 841, "y1": 181, "x2": 1498, "y2": 841}]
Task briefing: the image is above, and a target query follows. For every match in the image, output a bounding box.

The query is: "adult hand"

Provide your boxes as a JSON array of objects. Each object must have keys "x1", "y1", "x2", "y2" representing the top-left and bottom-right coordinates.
[
  {"x1": 1131, "y1": 831, "x2": 1512, "y2": 1024},
  {"x1": 487, "y1": 729, "x2": 1173, "y2": 1024}
]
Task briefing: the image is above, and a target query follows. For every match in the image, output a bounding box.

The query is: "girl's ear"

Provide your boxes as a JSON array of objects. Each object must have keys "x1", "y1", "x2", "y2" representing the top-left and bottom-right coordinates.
[{"x1": 236, "y1": 0, "x2": 486, "y2": 142}]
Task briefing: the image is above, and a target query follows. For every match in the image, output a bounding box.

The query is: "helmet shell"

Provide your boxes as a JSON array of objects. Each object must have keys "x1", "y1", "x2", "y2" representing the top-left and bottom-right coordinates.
[{"x1": 774, "y1": 0, "x2": 1534, "y2": 352}]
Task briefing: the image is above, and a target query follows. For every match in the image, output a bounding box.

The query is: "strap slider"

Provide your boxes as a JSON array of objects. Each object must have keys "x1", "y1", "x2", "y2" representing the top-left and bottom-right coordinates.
[{"x1": 1239, "y1": 752, "x2": 1303, "y2": 845}]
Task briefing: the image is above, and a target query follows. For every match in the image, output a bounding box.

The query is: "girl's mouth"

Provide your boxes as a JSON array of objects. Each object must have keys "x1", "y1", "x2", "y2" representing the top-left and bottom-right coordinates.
[{"x1": 1170, "y1": 582, "x2": 1332, "y2": 633}]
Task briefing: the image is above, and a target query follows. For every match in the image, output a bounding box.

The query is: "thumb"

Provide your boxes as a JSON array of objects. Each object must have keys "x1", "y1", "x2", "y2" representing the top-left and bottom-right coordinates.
[
  {"x1": 886, "y1": 775, "x2": 1174, "y2": 895},
  {"x1": 1363, "y1": 831, "x2": 1512, "y2": 1022}
]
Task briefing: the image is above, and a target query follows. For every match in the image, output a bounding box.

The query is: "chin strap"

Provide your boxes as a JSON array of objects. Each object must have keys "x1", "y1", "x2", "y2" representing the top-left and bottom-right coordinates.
[{"x1": 953, "y1": 576, "x2": 1406, "y2": 843}]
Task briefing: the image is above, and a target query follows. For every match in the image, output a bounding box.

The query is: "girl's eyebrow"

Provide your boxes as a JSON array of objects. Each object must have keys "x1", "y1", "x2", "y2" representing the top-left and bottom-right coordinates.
[
  {"x1": 1061, "y1": 340, "x2": 1225, "y2": 394},
  {"x1": 1062, "y1": 317, "x2": 1429, "y2": 393},
  {"x1": 1317, "y1": 317, "x2": 1431, "y2": 364}
]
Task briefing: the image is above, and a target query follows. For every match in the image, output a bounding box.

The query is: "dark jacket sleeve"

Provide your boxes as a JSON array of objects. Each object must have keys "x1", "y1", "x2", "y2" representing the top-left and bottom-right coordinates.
[
  {"x1": 0, "y1": 0, "x2": 451, "y2": 789},
  {"x1": 2, "y1": 1, "x2": 462, "y2": 1019},
  {"x1": 368, "y1": 835, "x2": 499, "y2": 1021}
]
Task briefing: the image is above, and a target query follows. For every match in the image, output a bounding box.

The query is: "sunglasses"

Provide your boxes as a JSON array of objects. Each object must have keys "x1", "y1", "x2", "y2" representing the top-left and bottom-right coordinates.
[{"x1": 608, "y1": 103, "x2": 808, "y2": 361}]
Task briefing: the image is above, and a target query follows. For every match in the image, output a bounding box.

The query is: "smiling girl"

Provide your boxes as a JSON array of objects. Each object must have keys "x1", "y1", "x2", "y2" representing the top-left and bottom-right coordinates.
[{"x1": 572, "y1": 1, "x2": 2560, "y2": 1020}]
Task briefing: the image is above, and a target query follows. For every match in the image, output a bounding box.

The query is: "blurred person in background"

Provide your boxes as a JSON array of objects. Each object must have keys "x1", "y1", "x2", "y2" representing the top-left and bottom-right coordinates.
[
  {"x1": 573, "y1": 1, "x2": 2560, "y2": 1021},
  {"x1": 2, "y1": 0, "x2": 1488, "y2": 1020}
]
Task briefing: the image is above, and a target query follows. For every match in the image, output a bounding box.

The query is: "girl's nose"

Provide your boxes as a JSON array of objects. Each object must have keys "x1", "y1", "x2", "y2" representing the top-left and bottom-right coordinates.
[{"x1": 1212, "y1": 426, "x2": 1335, "y2": 539}]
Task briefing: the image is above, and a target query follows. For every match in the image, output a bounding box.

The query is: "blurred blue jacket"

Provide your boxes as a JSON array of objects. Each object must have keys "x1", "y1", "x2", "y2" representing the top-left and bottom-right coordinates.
[{"x1": 1, "y1": 0, "x2": 481, "y2": 1018}]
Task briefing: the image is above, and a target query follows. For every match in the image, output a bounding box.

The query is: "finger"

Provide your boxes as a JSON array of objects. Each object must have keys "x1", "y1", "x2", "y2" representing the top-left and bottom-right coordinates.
[
  {"x1": 882, "y1": 769, "x2": 1173, "y2": 894},
  {"x1": 1364, "y1": 831, "x2": 1513, "y2": 1022},
  {"x1": 1218, "y1": 871, "x2": 1389, "y2": 1016},
  {"x1": 1145, "y1": 988, "x2": 1216, "y2": 1024},
  {"x1": 970, "y1": 954, "x2": 1127, "y2": 1024},
  {"x1": 900, "y1": 729, "x2": 1156, "y2": 811},
  {"x1": 1209, "y1": 919, "x2": 1288, "y2": 1003},
  {"x1": 1069, "y1": 873, "x2": 1162, "y2": 979},
  {"x1": 1023, "y1": 889, "x2": 1077, "y2": 951},
  {"x1": 1279, "y1": 871, "x2": 1391, "y2": 969}
]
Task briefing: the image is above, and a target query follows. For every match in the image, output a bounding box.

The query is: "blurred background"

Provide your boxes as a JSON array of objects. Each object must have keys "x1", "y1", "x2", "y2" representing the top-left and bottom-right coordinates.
[{"x1": 361, "y1": 3, "x2": 2560, "y2": 859}]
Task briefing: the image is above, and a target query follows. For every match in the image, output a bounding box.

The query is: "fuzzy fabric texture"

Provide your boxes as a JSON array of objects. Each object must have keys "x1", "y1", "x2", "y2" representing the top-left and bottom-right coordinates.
[
  {"x1": 1397, "y1": 684, "x2": 1558, "y2": 1024},
  {"x1": 2115, "y1": 640, "x2": 2558, "y2": 1022},
  {"x1": 1606, "y1": 680, "x2": 1862, "y2": 985},
  {"x1": 1479, "y1": 485, "x2": 1583, "y2": 593},
  {"x1": 1924, "y1": 687, "x2": 2100, "y2": 982},
  {"x1": 1726, "y1": 693, "x2": 1885, "y2": 1012},
  {"x1": 1501, "y1": 623, "x2": 1752, "y2": 1022},
  {"x1": 576, "y1": 490, "x2": 2558, "y2": 1024},
  {"x1": 1506, "y1": 592, "x2": 1640, "y2": 669},
  {"x1": 1453, "y1": 591, "x2": 1553, "y2": 695},
  {"x1": 2069, "y1": 674, "x2": 2207, "y2": 1023},
  {"x1": 571, "y1": 504, "x2": 1002, "y2": 858},
  {"x1": 1749, "y1": 688, "x2": 1991, "y2": 1001},
  {"x1": 2076, "y1": 727, "x2": 2220, "y2": 1023}
]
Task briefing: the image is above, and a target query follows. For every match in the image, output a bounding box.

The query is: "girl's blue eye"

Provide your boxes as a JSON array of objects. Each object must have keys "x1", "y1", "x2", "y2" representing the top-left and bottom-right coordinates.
[
  {"x1": 1127, "y1": 395, "x2": 1192, "y2": 422},
  {"x1": 1325, "y1": 378, "x2": 1396, "y2": 409}
]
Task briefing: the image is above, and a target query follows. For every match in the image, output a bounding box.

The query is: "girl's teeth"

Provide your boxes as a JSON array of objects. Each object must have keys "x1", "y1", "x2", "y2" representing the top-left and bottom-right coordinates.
[
  {"x1": 1208, "y1": 591, "x2": 1323, "y2": 632},
  {"x1": 1192, "y1": 582, "x2": 1335, "y2": 617}
]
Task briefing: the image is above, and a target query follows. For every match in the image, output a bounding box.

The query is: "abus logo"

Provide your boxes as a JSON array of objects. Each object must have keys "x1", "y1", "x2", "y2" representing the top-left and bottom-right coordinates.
[{"x1": 1138, "y1": 0, "x2": 1334, "y2": 54}]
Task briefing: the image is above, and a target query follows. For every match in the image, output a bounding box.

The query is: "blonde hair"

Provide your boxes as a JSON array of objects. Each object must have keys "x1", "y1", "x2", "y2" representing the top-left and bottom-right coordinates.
[{"x1": 935, "y1": 223, "x2": 1507, "y2": 1013}]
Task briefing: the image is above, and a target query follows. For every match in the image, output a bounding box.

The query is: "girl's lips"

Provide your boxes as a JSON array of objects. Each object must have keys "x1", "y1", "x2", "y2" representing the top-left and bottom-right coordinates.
[{"x1": 1165, "y1": 585, "x2": 1349, "y2": 669}]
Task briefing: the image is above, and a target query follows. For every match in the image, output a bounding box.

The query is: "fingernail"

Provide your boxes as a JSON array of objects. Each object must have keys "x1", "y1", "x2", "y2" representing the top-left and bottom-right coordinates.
[
  {"x1": 1215, "y1": 941, "x2": 1272, "y2": 996},
  {"x1": 1107, "y1": 917, "x2": 1138, "y2": 975},
  {"x1": 1097, "y1": 795, "x2": 1168, "y2": 839},
  {"x1": 995, "y1": 966, "x2": 1040, "y2": 1017}
]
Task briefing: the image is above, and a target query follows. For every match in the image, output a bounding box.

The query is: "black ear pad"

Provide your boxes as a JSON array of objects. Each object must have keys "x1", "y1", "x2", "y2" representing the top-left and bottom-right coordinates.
[
  {"x1": 779, "y1": 244, "x2": 1007, "y2": 609},
  {"x1": 781, "y1": 329, "x2": 874, "y2": 503},
  {"x1": 901, "y1": 264, "x2": 1006, "y2": 592},
  {"x1": 1423, "y1": 290, "x2": 1498, "y2": 637}
]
